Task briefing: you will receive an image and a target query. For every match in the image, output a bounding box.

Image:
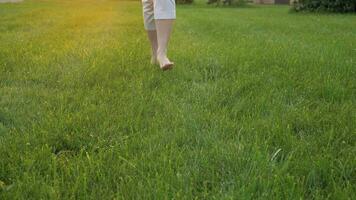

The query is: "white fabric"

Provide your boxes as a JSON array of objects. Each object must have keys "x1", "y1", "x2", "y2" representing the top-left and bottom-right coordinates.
[{"x1": 142, "y1": 0, "x2": 176, "y2": 30}]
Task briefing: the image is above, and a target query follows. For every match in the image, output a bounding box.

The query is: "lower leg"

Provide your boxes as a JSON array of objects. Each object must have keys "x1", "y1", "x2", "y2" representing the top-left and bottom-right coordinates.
[
  {"x1": 155, "y1": 19, "x2": 174, "y2": 68},
  {"x1": 147, "y1": 30, "x2": 158, "y2": 64}
]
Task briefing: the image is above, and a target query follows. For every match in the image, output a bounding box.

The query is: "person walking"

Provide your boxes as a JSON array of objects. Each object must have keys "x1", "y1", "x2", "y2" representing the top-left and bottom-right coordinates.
[{"x1": 142, "y1": 0, "x2": 176, "y2": 71}]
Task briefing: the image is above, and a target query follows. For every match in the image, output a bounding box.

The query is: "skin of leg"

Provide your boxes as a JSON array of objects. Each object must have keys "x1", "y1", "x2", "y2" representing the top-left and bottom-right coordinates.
[
  {"x1": 155, "y1": 19, "x2": 175, "y2": 68},
  {"x1": 147, "y1": 30, "x2": 158, "y2": 65},
  {"x1": 142, "y1": 0, "x2": 158, "y2": 64}
]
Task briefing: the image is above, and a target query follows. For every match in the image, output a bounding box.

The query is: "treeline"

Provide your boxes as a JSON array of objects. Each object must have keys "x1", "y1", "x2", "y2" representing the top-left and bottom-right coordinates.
[
  {"x1": 176, "y1": 0, "x2": 248, "y2": 5},
  {"x1": 293, "y1": 0, "x2": 356, "y2": 13},
  {"x1": 175, "y1": 0, "x2": 356, "y2": 13},
  {"x1": 176, "y1": 0, "x2": 194, "y2": 4}
]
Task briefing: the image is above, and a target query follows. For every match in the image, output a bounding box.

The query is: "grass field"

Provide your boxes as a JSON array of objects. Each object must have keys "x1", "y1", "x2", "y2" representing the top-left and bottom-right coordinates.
[{"x1": 0, "y1": 0, "x2": 355, "y2": 199}]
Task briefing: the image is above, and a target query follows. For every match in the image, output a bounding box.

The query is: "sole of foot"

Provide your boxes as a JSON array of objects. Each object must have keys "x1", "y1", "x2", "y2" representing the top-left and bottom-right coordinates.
[{"x1": 160, "y1": 62, "x2": 174, "y2": 71}]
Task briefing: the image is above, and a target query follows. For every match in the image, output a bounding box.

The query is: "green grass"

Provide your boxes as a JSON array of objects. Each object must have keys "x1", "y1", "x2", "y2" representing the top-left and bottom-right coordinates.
[{"x1": 0, "y1": 0, "x2": 355, "y2": 199}]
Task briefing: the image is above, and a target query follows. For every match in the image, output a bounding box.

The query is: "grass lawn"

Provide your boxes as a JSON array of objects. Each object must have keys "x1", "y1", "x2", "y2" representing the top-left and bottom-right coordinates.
[{"x1": 0, "y1": 0, "x2": 355, "y2": 199}]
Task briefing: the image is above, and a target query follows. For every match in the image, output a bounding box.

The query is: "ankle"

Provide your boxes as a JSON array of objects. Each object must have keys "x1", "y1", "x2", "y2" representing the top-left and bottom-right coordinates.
[{"x1": 157, "y1": 53, "x2": 167, "y2": 60}]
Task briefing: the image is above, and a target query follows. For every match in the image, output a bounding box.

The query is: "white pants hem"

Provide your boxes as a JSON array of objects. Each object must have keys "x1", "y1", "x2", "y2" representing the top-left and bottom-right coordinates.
[{"x1": 142, "y1": 0, "x2": 176, "y2": 31}]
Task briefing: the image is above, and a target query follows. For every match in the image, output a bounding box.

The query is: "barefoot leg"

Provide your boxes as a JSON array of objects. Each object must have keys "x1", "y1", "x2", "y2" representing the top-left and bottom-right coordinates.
[
  {"x1": 155, "y1": 19, "x2": 175, "y2": 70},
  {"x1": 146, "y1": 30, "x2": 158, "y2": 65}
]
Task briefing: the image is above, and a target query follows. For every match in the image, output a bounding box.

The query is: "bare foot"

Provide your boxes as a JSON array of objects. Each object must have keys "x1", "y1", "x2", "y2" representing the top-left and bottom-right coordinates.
[
  {"x1": 151, "y1": 55, "x2": 158, "y2": 65},
  {"x1": 157, "y1": 55, "x2": 174, "y2": 71}
]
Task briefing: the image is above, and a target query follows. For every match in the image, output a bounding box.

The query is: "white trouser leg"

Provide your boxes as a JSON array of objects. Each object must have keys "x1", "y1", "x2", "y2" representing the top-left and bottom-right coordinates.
[{"x1": 142, "y1": 0, "x2": 176, "y2": 30}]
